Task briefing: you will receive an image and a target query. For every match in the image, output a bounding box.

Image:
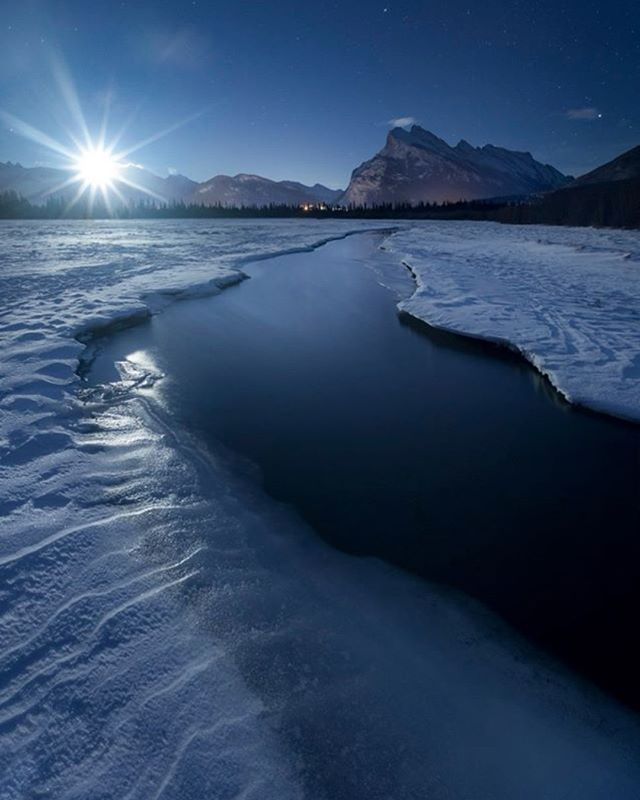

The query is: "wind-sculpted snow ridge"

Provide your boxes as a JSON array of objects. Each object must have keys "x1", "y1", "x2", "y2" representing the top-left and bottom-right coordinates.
[
  {"x1": 1, "y1": 219, "x2": 640, "y2": 799},
  {"x1": 388, "y1": 222, "x2": 640, "y2": 422}
]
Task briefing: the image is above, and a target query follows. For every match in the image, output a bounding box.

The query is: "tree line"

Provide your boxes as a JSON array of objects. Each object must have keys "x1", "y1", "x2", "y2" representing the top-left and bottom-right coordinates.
[
  {"x1": 0, "y1": 191, "x2": 514, "y2": 221},
  {"x1": 1, "y1": 181, "x2": 638, "y2": 228}
]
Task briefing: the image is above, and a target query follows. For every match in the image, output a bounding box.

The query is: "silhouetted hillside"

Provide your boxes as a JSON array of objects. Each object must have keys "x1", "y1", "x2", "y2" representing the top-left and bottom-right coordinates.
[
  {"x1": 497, "y1": 178, "x2": 640, "y2": 229},
  {"x1": 574, "y1": 145, "x2": 640, "y2": 186}
]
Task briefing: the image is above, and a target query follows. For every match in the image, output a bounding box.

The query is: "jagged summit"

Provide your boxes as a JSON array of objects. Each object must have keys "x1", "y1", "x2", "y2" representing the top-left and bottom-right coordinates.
[
  {"x1": 389, "y1": 125, "x2": 451, "y2": 151},
  {"x1": 455, "y1": 139, "x2": 476, "y2": 154},
  {"x1": 341, "y1": 126, "x2": 570, "y2": 206}
]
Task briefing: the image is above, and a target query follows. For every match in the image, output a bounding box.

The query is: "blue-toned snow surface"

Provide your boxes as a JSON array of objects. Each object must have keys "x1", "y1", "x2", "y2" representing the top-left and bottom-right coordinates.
[
  {"x1": 1, "y1": 219, "x2": 640, "y2": 799},
  {"x1": 389, "y1": 221, "x2": 640, "y2": 421}
]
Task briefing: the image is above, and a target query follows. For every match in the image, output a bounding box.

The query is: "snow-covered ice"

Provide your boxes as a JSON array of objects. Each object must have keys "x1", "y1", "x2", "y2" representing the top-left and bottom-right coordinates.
[
  {"x1": 387, "y1": 221, "x2": 640, "y2": 421},
  {"x1": 1, "y1": 218, "x2": 640, "y2": 799}
]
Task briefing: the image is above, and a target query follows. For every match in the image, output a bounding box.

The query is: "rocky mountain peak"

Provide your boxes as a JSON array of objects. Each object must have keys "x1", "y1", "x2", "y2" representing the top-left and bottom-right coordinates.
[{"x1": 341, "y1": 127, "x2": 571, "y2": 206}]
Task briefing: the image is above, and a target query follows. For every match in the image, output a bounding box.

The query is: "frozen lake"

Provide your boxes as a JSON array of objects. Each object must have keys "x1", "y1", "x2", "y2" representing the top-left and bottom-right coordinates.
[{"x1": 90, "y1": 232, "x2": 640, "y2": 708}]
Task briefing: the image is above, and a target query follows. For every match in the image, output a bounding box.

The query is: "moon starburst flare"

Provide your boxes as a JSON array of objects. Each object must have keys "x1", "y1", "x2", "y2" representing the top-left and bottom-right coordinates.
[
  {"x1": 74, "y1": 147, "x2": 123, "y2": 189},
  {"x1": 0, "y1": 56, "x2": 202, "y2": 214}
]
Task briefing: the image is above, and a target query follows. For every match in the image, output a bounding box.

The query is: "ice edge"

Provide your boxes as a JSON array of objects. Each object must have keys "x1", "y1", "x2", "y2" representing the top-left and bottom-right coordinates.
[{"x1": 397, "y1": 256, "x2": 640, "y2": 426}]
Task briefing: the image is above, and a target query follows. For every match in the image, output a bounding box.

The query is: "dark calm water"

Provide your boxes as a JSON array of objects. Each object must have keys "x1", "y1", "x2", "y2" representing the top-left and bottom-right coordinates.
[{"x1": 89, "y1": 233, "x2": 640, "y2": 708}]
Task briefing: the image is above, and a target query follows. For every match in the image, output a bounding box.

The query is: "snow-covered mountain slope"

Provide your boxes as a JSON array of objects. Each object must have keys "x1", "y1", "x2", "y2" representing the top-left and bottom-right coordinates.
[
  {"x1": 2, "y1": 219, "x2": 640, "y2": 799},
  {"x1": 341, "y1": 125, "x2": 570, "y2": 205},
  {"x1": 573, "y1": 144, "x2": 640, "y2": 186},
  {"x1": 387, "y1": 221, "x2": 640, "y2": 421},
  {"x1": 193, "y1": 173, "x2": 341, "y2": 207}
]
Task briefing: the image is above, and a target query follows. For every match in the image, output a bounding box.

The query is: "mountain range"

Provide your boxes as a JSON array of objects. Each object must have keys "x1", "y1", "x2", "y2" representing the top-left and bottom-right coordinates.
[
  {"x1": 193, "y1": 174, "x2": 342, "y2": 206},
  {"x1": 3, "y1": 127, "x2": 639, "y2": 210},
  {"x1": 0, "y1": 161, "x2": 342, "y2": 208}
]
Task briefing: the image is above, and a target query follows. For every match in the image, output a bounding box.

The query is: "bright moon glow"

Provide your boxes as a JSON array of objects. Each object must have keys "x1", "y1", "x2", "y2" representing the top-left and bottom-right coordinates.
[
  {"x1": 1, "y1": 61, "x2": 199, "y2": 213},
  {"x1": 74, "y1": 147, "x2": 122, "y2": 188}
]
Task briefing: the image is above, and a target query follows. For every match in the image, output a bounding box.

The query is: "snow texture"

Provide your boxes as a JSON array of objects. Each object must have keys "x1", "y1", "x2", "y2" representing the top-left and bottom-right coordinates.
[
  {"x1": 1, "y1": 219, "x2": 640, "y2": 799},
  {"x1": 388, "y1": 221, "x2": 640, "y2": 421}
]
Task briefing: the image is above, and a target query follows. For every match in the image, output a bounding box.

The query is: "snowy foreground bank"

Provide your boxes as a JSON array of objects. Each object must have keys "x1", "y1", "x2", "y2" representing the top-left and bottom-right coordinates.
[
  {"x1": 388, "y1": 222, "x2": 640, "y2": 421},
  {"x1": 1, "y1": 219, "x2": 640, "y2": 799}
]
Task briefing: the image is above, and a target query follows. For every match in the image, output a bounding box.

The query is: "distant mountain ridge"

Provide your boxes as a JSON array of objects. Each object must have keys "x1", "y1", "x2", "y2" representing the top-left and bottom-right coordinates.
[
  {"x1": 500, "y1": 143, "x2": 640, "y2": 229},
  {"x1": 194, "y1": 174, "x2": 342, "y2": 207},
  {"x1": 0, "y1": 161, "x2": 198, "y2": 205},
  {"x1": 0, "y1": 161, "x2": 341, "y2": 208},
  {"x1": 572, "y1": 144, "x2": 640, "y2": 186},
  {"x1": 340, "y1": 125, "x2": 571, "y2": 205}
]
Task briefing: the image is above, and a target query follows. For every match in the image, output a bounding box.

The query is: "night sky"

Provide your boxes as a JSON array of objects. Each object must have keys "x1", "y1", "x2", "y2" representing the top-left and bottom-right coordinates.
[{"x1": 0, "y1": 0, "x2": 637, "y2": 187}]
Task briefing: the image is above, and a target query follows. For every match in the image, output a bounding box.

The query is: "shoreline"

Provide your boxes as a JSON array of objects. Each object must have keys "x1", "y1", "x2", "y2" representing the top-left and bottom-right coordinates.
[
  {"x1": 388, "y1": 223, "x2": 640, "y2": 425},
  {"x1": 397, "y1": 308, "x2": 640, "y2": 431},
  {"x1": 77, "y1": 229, "x2": 640, "y2": 428},
  {"x1": 73, "y1": 225, "x2": 398, "y2": 380},
  {"x1": 86, "y1": 231, "x2": 640, "y2": 711}
]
